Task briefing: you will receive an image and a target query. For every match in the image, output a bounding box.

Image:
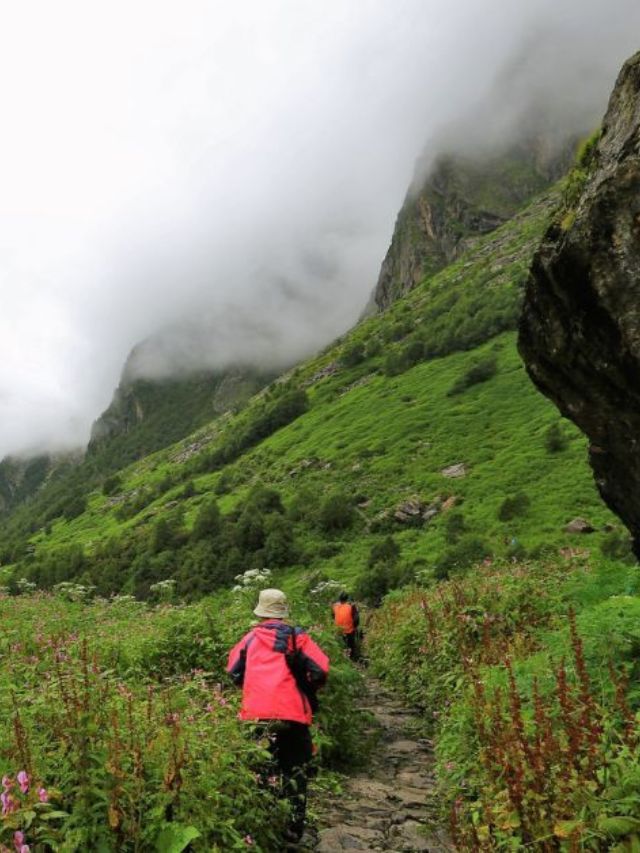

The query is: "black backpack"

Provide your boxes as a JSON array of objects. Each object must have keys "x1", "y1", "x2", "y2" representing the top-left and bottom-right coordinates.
[{"x1": 285, "y1": 628, "x2": 320, "y2": 714}]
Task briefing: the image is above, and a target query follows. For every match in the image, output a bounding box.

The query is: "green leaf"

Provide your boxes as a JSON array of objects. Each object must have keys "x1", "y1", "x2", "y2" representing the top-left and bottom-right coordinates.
[
  {"x1": 155, "y1": 824, "x2": 201, "y2": 853},
  {"x1": 554, "y1": 819, "x2": 583, "y2": 838},
  {"x1": 599, "y1": 817, "x2": 640, "y2": 838}
]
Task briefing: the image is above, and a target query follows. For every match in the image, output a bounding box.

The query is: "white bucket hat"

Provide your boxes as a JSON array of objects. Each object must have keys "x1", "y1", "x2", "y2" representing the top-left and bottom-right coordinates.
[{"x1": 253, "y1": 588, "x2": 289, "y2": 619}]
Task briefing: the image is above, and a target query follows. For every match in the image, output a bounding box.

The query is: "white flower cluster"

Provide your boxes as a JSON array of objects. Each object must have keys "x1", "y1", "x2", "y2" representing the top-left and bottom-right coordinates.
[
  {"x1": 107, "y1": 594, "x2": 141, "y2": 609},
  {"x1": 16, "y1": 578, "x2": 36, "y2": 595},
  {"x1": 149, "y1": 579, "x2": 177, "y2": 601},
  {"x1": 310, "y1": 579, "x2": 342, "y2": 596},
  {"x1": 53, "y1": 582, "x2": 96, "y2": 602},
  {"x1": 232, "y1": 568, "x2": 272, "y2": 593}
]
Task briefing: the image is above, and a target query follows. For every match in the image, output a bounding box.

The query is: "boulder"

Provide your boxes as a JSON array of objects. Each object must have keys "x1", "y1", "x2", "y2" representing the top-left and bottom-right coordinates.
[
  {"x1": 441, "y1": 463, "x2": 467, "y2": 478},
  {"x1": 564, "y1": 517, "x2": 595, "y2": 534},
  {"x1": 519, "y1": 52, "x2": 640, "y2": 554}
]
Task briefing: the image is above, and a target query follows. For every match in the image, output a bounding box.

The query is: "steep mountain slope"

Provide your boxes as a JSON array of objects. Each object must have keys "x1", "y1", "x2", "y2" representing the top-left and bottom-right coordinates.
[
  {"x1": 2, "y1": 176, "x2": 621, "y2": 598},
  {"x1": 0, "y1": 454, "x2": 57, "y2": 513},
  {"x1": 88, "y1": 365, "x2": 275, "y2": 474},
  {"x1": 370, "y1": 139, "x2": 574, "y2": 311}
]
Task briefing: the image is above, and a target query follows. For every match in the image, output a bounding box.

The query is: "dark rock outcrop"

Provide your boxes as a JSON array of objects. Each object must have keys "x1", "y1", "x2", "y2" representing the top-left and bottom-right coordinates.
[
  {"x1": 369, "y1": 141, "x2": 573, "y2": 312},
  {"x1": 519, "y1": 52, "x2": 640, "y2": 553},
  {"x1": 89, "y1": 360, "x2": 274, "y2": 472}
]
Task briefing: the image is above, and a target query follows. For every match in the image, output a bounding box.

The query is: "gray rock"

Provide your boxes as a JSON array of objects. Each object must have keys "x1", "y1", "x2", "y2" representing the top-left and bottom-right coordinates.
[
  {"x1": 440, "y1": 463, "x2": 467, "y2": 479},
  {"x1": 564, "y1": 517, "x2": 596, "y2": 534},
  {"x1": 519, "y1": 51, "x2": 640, "y2": 555}
]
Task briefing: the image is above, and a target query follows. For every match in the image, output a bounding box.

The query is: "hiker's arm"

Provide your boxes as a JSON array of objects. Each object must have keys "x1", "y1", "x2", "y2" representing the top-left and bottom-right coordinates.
[
  {"x1": 226, "y1": 635, "x2": 250, "y2": 687},
  {"x1": 298, "y1": 634, "x2": 329, "y2": 688}
]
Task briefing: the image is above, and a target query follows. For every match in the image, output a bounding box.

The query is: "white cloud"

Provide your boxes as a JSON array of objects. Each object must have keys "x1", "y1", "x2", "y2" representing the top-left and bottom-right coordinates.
[{"x1": 0, "y1": 0, "x2": 639, "y2": 456}]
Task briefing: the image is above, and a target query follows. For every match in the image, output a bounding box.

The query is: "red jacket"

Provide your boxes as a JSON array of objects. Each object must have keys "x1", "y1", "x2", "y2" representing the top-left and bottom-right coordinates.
[{"x1": 226, "y1": 620, "x2": 329, "y2": 725}]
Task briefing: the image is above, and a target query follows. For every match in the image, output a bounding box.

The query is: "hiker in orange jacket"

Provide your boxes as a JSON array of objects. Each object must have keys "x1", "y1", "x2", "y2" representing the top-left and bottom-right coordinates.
[
  {"x1": 227, "y1": 588, "x2": 329, "y2": 844},
  {"x1": 332, "y1": 591, "x2": 360, "y2": 660}
]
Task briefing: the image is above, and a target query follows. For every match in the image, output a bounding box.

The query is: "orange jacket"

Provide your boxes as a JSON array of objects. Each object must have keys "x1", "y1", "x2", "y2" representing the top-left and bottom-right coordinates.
[{"x1": 332, "y1": 602, "x2": 357, "y2": 635}]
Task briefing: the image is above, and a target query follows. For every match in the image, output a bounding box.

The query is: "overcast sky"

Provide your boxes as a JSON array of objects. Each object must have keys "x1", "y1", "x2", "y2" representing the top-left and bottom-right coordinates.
[{"x1": 1, "y1": 0, "x2": 639, "y2": 458}]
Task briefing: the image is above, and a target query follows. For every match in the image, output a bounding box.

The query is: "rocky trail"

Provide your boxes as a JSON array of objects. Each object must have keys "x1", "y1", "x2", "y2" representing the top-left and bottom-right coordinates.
[{"x1": 309, "y1": 676, "x2": 451, "y2": 852}]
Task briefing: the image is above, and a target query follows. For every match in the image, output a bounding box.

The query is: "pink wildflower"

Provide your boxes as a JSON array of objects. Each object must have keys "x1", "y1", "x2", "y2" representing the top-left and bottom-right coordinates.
[
  {"x1": 17, "y1": 771, "x2": 29, "y2": 794},
  {"x1": 244, "y1": 835, "x2": 254, "y2": 846},
  {"x1": 37, "y1": 788, "x2": 48, "y2": 803},
  {"x1": 1, "y1": 792, "x2": 16, "y2": 815},
  {"x1": 1, "y1": 776, "x2": 13, "y2": 792},
  {"x1": 13, "y1": 832, "x2": 28, "y2": 853}
]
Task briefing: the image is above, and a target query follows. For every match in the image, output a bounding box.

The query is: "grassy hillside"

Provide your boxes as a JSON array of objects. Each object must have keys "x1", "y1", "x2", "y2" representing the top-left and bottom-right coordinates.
[
  {"x1": 0, "y1": 181, "x2": 624, "y2": 603},
  {"x1": 2, "y1": 164, "x2": 639, "y2": 850}
]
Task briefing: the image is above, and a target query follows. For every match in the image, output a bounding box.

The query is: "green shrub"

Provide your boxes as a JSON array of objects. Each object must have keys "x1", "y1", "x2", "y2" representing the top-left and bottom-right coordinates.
[
  {"x1": 444, "y1": 511, "x2": 466, "y2": 544},
  {"x1": 318, "y1": 492, "x2": 355, "y2": 533},
  {"x1": 544, "y1": 422, "x2": 569, "y2": 453},
  {"x1": 434, "y1": 536, "x2": 490, "y2": 579},
  {"x1": 287, "y1": 487, "x2": 320, "y2": 523},
  {"x1": 340, "y1": 341, "x2": 365, "y2": 367},
  {"x1": 263, "y1": 514, "x2": 296, "y2": 567},
  {"x1": 63, "y1": 494, "x2": 88, "y2": 521},
  {"x1": 354, "y1": 561, "x2": 412, "y2": 606},
  {"x1": 364, "y1": 338, "x2": 382, "y2": 358},
  {"x1": 447, "y1": 356, "x2": 498, "y2": 396},
  {"x1": 191, "y1": 500, "x2": 222, "y2": 541},
  {"x1": 498, "y1": 492, "x2": 531, "y2": 521},
  {"x1": 102, "y1": 474, "x2": 122, "y2": 496},
  {"x1": 600, "y1": 529, "x2": 636, "y2": 563},
  {"x1": 383, "y1": 338, "x2": 426, "y2": 377},
  {"x1": 368, "y1": 535, "x2": 400, "y2": 567}
]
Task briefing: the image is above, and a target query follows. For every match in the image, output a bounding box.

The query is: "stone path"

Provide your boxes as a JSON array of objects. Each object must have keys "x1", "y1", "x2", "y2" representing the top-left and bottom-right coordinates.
[{"x1": 310, "y1": 677, "x2": 451, "y2": 852}]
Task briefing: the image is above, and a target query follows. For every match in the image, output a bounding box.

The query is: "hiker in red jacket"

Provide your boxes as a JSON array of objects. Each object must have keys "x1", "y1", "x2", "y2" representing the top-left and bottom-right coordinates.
[
  {"x1": 227, "y1": 588, "x2": 329, "y2": 844},
  {"x1": 332, "y1": 591, "x2": 360, "y2": 660}
]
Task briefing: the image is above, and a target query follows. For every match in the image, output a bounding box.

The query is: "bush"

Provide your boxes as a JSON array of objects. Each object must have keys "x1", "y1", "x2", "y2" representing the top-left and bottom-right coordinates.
[
  {"x1": 497, "y1": 492, "x2": 531, "y2": 521},
  {"x1": 368, "y1": 535, "x2": 400, "y2": 567},
  {"x1": 102, "y1": 475, "x2": 122, "y2": 496},
  {"x1": 364, "y1": 339, "x2": 382, "y2": 358},
  {"x1": 318, "y1": 492, "x2": 355, "y2": 533},
  {"x1": 444, "y1": 511, "x2": 467, "y2": 545},
  {"x1": 287, "y1": 487, "x2": 320, "y2": 523},
  {"x1": 447, "y1": 357, "x2": 498, "y2": 396},
  {"x1": 263, "y1": 515, "x2": 297, "y2": 567},
  {"x1": 63, "y1": 494, "x2": 88, "y2": 521},
  {"x1": 544, "y1": 422, "x2": 569, "y2": 453},
  {"x1": 191, "y1": 500, "x2": 222, "y2": 541},
  {"x1": 600, "y1": 529, "x2": 636, "y2": 563},
  {"x1": 354, "y1": 561, "x2": 413, "y2": 607},
  {"x1": 340, "y1": 341, "x2": 365, "y2": 367},
  {"x1": 383, "y1": 338, "x2": 426, "y2": 377},
  {"x1": 434, "y1": 536, "x2": 490, "y2": 580}
]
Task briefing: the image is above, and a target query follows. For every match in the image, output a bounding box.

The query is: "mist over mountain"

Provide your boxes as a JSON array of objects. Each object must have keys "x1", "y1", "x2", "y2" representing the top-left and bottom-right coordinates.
[{"x1": 2, "y1": 0, "x2": 640, "y2": 459}]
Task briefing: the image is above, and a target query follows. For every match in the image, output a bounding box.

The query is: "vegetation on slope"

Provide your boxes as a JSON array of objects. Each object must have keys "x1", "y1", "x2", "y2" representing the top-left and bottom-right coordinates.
[
  {"x1": 368, "y1": 553, "x2": 640, "y2": 848},
  {"x1": 0, "y1": 581, "x2": 364, "y2": 851},
  {"x1": 1, "y1": 182, "x2": 622, "y2": 605},
  {"x1": 0, "y1": 155, "x2": 638, "y2": 850}
]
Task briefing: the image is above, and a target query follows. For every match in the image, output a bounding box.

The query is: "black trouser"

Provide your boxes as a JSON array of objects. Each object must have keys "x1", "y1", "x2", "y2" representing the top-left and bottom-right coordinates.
[
  {"x1": 342, "y1": 631, "x2": 358, "y2": 660},
  {"x1": 263, "y1": 721, "x2": 313, "y2": 839}
]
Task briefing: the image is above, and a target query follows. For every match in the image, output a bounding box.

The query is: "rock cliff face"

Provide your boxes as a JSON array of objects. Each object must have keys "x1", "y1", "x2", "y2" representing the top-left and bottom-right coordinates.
[
  {"x1": 88, "y1": 359, "x2": 274, "y2": 471},
  {"x1": 0, "y1": 451, "x2": 81, "y2": 514},
  {"x1": 371, "y1": 140, "x2": 572, "y2": 311},
  {"x1": 519, "y1": 52, "x2": 640, "y2": 552}
]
